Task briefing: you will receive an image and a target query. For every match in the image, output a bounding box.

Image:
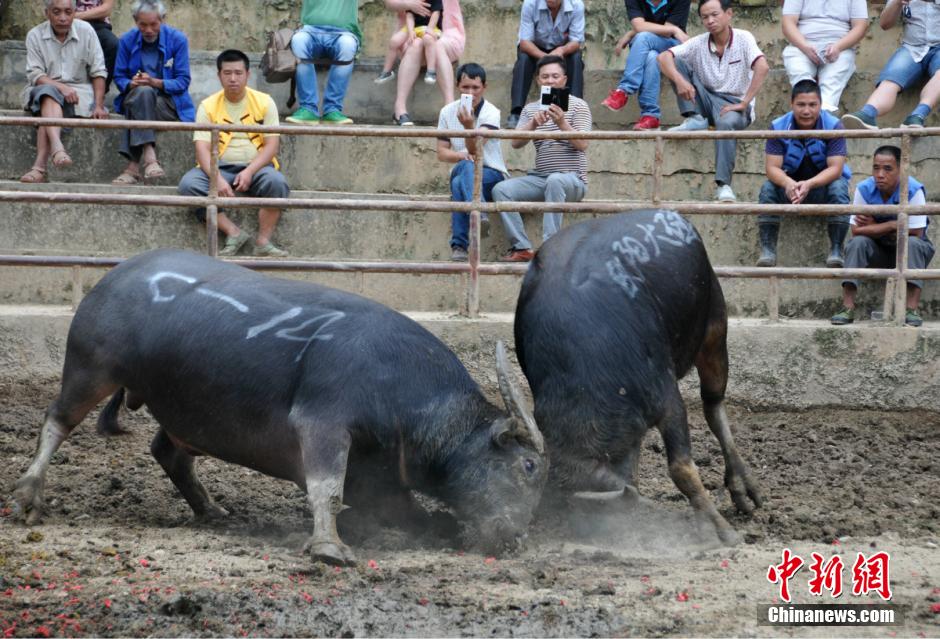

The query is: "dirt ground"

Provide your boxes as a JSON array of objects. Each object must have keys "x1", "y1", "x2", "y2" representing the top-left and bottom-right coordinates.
[{"x1": 0, "y1": 379, "x2": 938, "y2": 638}]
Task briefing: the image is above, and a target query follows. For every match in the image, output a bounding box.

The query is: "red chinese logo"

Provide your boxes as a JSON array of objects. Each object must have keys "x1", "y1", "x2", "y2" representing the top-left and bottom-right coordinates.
[
  {"x1": 851, "y1": 552, "x2": 892, "y2": 601},
  {"x1": 767, "y1": 550, "x2": 892, "y2": 601},
  {"x1": 808, "y1": 552, "x2": 844, "y2": 598},
  {"x1": 767, "y1": 548, "x2": 804, "y2": 603}
]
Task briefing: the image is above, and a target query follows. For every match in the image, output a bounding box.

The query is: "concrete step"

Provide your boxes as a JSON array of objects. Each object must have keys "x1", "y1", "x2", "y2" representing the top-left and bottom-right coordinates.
[{"x1": 1, "y1": 37, "x2": 934, "y2": 130}]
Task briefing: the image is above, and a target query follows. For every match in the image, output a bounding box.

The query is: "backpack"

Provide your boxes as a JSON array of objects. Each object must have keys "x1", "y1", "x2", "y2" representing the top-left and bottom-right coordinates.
[{"x1": 261, "y1": 28, "x2": 298, "y2": 109}]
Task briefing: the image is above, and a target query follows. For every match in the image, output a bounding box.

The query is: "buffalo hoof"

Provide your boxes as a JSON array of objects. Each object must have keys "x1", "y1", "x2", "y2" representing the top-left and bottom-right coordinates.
[
  {"x1": 727, "y1": 473, "x2": 763, "y2": 515},
  {"x1": 13, "y1": 475, "x2": 44, "y2": 526},
  {"x1": 190, "y1": 504, "x2": 230, "y2": 525},
  {"x1": 303, "y1": 539, "x2": 357, "y2": 567},
  {"x1": 715, "y1": 524, "x2": 742, "y2": 547}
]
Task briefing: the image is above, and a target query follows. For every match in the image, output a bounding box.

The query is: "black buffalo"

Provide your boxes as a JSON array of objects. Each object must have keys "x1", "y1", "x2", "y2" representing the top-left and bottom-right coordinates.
[
  {"x1": 14, "y1": 249, "x2": 547, "y2": 564},
  {"x1": 514, "y1": 210, "x2": 762, "y2": 544}
]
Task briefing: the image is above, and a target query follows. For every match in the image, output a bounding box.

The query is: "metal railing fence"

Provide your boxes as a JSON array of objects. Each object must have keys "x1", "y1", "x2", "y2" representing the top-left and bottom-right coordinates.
[{"x1": 0, "y1": 115, "x2": 937, "y2": 323}]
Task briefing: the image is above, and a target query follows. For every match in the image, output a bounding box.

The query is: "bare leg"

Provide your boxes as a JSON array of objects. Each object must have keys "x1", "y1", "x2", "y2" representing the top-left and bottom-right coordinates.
[
  {"x1": 39, "y1": 96, "x2": 67, "y2": 158},
  {"x1": 658, "y1": 383, "x2": 741, "y2": 546},
  {"x1": 917, "y1": 71, "x2": 940, "y2": 110},
  {"x1": 394, "y1": 40, "x2": 425, "y2": 117},
  {"x1": 382, "y1": 30, "x2": 408, "y2": 73},
  {"x1": 865, "y1": 81, "x2": 903, "y2": 116},
  {"x1": 907, "y1": 284, "x2": 922, "y2": 309},
  {"x1": 298, "y1": 423, "x2": 356, "y2": 566},
  {"x1": 434, "y1": 40, "x2": 456, "y2": 104},
  {"x1": 140, "y1": 143, "x2": 157, "y2": 165},
  {"x1": 842, "y1": 283, "x2": 858, "y2": 308},
  {"x1": 256, "y1": 208, "x2": 281, "y2": 246},
  {"x1": 150, "y1": 429, "x2": 228, "y2": 521},
  {"x1": 209, "y1": 212, "x2": 242, "y2": 238},
  {"x1": 422, "y1": 34, "x2": 437, "y2": 72},
  {"x1": 694, "y1": 297, "x2": 762, "y2": 514}
]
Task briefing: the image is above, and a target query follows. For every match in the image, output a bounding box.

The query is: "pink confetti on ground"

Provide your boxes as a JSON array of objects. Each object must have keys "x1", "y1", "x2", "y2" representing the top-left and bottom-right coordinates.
[{"x1": 676, "y1": 591, "x2": 690, "y2": 602}]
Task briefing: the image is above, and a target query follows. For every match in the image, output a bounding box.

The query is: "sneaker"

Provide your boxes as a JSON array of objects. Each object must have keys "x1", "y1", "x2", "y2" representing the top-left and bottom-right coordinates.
[
  {"x1": 285, "y1": 107, "x2": 320, "y2": 125},
  {"x1": 830, "y1": 307, "x2": 855, "y2": 325},
  {"x1": 669, "y1": 114, "x2": 708, "y2": 131},
  {"x1": 424, "y1": 70, "x2": 437, "y2": 85},
  {"x1": 905, "y1": 309, "x2": 924, "y2": 327},
  {"x1": 716, "y1": 184, "x2": 737, "y2": 203},
  {"x1": 374, "y1": 70, "x2": 396, "y2": 84},
  {"x1": 601, "y1": 89, "x2": 628, "y2": 112},
  {"x1": 322, "y1": 111, "x2": 354, "y2": 125},
  {"x1": 393, "y1": 112, "x2": 414, "y2": 126},
  {"x1": 498, "y1": 248, "x2": 534, "y2": 263},
  {"x1": 633, "y1": 115, "x2": 661, "y2": 131},
  {"x1": 901, "y1": 113, "x2": 926, "y2": 128},
  {"x1": 841, "y1": 109, "x2": 877, "y2": 130},
  {"x1": 252, "y1": 242, "x2": 289, "y2": 258},
  {"x1": 450, "y1": 246, "x2": 468, "y2": 262},
  {"x1": 218, "y1": 231, "x2": 251, "y2": 257},
  {"x1": 507, "y1": 112, "x2": 520, "y2": 129}
]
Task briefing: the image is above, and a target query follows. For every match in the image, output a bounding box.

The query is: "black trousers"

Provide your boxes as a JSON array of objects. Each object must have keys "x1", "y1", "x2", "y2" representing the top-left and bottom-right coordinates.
[
  {"x1": 86, "y1": 20, "x2": 119, "y2": 92},
  {"x1": 509, "y1": 45, "x2": 584, "y2": 114}
]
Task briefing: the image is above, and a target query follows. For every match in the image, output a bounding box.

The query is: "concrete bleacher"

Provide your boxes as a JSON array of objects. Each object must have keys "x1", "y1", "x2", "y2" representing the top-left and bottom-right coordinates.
[{"x1": 1, "y1": 0, "x2": 938, "y2": 320}]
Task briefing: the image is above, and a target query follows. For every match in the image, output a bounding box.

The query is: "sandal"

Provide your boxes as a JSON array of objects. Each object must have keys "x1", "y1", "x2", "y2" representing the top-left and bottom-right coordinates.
[
  {"x1": 50, "y1": 149, "x2": 72, "y2": 168},
  {"x1": 111, "y1": 171, "x2": 141, "y2": 185},
  {"x1": 19, "y1": 167, "x2": 47, "y2": 183},
  {"x1": 142, "y1": 161, "x2": 166, "y2": 181}
]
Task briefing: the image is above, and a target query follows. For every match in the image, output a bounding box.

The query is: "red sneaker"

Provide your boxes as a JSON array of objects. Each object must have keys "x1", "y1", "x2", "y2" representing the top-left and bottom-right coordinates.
[
  {"x1": 601, "y1": 89, "x2": 628, "y2": 112},
  {"x1": 633, "y1": 115, "x2": 661, "y2": 130},
  {"x1": 498, "y1": 248, "x2": 535, "y2": 262}
]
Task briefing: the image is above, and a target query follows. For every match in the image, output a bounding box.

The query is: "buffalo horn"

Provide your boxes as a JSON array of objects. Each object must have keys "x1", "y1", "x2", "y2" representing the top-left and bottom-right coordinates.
[{"x1": 495, "y1": 341, "x2": 545, "y2": 455}]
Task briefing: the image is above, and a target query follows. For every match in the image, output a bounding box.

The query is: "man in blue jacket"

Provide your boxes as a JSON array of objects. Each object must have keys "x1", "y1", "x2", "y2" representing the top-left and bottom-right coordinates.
[
  {"x1": 756, "y1": 80, "x2": 850, "y2": 267},
  {"x1": 112, "y1": 0, "x2": 194, "y2": 184}
]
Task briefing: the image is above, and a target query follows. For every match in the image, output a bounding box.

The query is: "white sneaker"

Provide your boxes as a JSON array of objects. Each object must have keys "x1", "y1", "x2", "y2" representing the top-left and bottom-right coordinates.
[
  {"x1": 716, "y1": 184, "x2": 737, "y2": 203},
  {"x1": 669, "y1": 114, "x2": 708, "y2": 131}
]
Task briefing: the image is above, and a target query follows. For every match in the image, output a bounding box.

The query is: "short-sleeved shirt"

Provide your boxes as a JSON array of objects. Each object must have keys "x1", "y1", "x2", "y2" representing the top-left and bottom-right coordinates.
[
  {"x1": 782, "y1": 0, "x2": 868, "y2": 44},
  {"x1": 900, "y1": 0, "x2": 940, "y2": 63},
  {"x1": 518, "y1": 0, "x2": 586, "y2": 49},
  {"x1": 766, "y1": 118, "x2": 847, "y2": 181},
  {"x1": 412, "y1": 0, "x2": 444, "y2": 29},
  {"x1": 518, "y1": 95, "x2": 592, "y2": 184},
  {"x1": 624, "y1": 0, "x2": 690, "y2": 31},
  {"x1": 193, "y1": 94, "x2": 280, "y2": 165},
  {"x1": 437, "y1": 99, "x2": 509, "y2": 177},
  {"x1": 21, "y1": 19, "x2": 107, "y2": 117},
  {"x1": 76, "y1": 0, "x2": 110, "y2": 25},
  {"x1": 850, "y1": 186, "x2": 928, "y2": 229},
  {"x1": 668, "y1": 28, "x2": 765, "y2": 103}
]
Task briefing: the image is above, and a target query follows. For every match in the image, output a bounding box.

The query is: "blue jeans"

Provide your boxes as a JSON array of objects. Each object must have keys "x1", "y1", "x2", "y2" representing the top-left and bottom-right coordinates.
[
  {"x1": 290, "y1": 25, "x2": 359, "y2": 116},
  {"x1": 877, "y1": 44, "x2": 940, "y2": 91},
  {"x1": 617, "y1": 31, "x2": 678, "y2": 118},
  {"x1": 757, "y1": 177, "x2": 850, "y2": 225},
  {"x1": 450, "y1": 160, "x2": 505, "y2": 249}
]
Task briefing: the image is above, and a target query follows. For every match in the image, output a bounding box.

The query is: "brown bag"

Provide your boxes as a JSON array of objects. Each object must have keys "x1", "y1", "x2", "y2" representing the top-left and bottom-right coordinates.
[{"x1": 260, "y1": 28, "x2": 298, "y2": 108}]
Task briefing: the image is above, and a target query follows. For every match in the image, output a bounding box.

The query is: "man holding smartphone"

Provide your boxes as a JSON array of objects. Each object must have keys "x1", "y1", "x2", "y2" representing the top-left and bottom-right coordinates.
[
  {"x1": 436, "y1": 63, "x2": 508, "y2": 262},
  {"x1": 494, "y1": 55, "x2": 592, "y2": 262}
]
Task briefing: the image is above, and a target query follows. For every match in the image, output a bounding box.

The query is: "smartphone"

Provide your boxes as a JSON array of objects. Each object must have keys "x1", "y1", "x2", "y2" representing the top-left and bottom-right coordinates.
[
  {"x1": 539, "y1": 86, "x2": 552, "y2": 111},
  {"x1": 540, "y1": 87, "x2": 570, "y2": 112},
  {"x1": 460, "y1": 93, "x2": 473, "y2": 113}
]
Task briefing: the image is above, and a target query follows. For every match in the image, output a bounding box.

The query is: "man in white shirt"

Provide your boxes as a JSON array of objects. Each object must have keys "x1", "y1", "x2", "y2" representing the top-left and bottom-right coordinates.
[
  {"x1": 658, "y1": 0, "x2": 769, "y2": 203},
  {"x1": 781, "y1": 0, "x2": 868, "y2": 114},
  {"x1": 830, "y1": 146, "x2": 933, "y2": 327},
  {"x1": 436, "y1": 63, "x2": 509, "y2": 262}
]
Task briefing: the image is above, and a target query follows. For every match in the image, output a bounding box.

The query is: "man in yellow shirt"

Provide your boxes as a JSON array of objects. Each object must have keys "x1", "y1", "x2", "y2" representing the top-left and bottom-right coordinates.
[{"x1": 178, "y1": 49, "x2": 289, "y2": 257}]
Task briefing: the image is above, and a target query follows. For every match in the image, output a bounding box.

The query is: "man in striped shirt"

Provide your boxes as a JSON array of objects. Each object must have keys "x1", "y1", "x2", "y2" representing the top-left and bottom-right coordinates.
[{"x1": 494, "y1": 55, "x2": 592, "y2": 262}]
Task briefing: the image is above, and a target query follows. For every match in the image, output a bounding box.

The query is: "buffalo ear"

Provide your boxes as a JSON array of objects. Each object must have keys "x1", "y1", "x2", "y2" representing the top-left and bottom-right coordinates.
[{"x1": 489, "y1": 419, "x2": 514, "y2": 449}]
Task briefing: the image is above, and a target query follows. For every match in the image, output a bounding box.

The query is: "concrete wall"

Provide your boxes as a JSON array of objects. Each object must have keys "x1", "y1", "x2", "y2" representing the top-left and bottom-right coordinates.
[{"x1": 3, "y1": 308, "x2": 939, "y2": 411}]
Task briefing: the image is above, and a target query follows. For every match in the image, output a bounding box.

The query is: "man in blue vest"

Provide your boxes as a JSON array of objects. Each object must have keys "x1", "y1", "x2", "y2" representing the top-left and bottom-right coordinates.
[
  {"x1": 831, "y1": 145, "x2": 933, "y2": 327},
  {"x1": 756, "y1": 80, "x2": 850, "y2": 267}
]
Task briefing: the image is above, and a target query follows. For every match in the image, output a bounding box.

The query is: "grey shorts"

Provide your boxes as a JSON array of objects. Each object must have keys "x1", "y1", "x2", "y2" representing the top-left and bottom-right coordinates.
[{"x1": 26, "y1": 85, "x2": 77, "y2": 118}]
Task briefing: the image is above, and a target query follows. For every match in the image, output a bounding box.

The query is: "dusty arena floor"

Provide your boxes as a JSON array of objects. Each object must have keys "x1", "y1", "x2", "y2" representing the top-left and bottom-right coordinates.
[{"x1": 1, "y1": 380, "x2": 938, "y2": 638}]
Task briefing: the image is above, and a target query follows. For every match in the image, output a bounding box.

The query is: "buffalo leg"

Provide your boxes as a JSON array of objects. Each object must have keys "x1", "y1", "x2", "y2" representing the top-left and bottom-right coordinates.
[
  {"x1": 298, "y1": 425, "x2": 356, "y2": 567},
  {"x1": 657, "y1": 384, "x2": 741, "y2": 546},
  {"x1": 695, "y1": 310, "x2": 763, "y2": 514},
  {"x1": 150, "y1": 429, "x2": 228, "y2": 521},
  {"x1": 14, "y1": 374, "x2": 117, "y2": 525}
]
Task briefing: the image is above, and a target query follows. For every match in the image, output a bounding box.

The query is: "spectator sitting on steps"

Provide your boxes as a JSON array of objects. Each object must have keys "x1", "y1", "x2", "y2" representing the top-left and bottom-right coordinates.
[
  {"x1": 600, "y1": 0, "x2": 692, "y2": 131},
  {"x1": 843, "y1": 0, "x2": 940, "y2": 130},
  {"x1": 494, "y1": 55, "x2": 592, "y2": 263},
  {"x1": 19, "y1": 0, "x2": 109, "y2": 184},
  {"x1": 830, "y1": 145, "x2": 933, "y2": 327},
  {"x1": 658, "y1": 0, "x2": 769, "y2": 204},
  {"x1": 436, "y1": 63, "x2": 508, "y2": 262},
  {"x1": 376, "y1": 0, "x2": 444, "y2": 87},
  {"x1": 177, "y1": 50, "x2": 289, "y2": 258},
  {"x1": 286, "y1": 0, "x2": 360, "y2": 126},
  {"x1": 756, "y1": 80, "x2": 851, "y2": 269},
  {"x1": 111, "y1": 0, "x2": 194, "y2": 185}
]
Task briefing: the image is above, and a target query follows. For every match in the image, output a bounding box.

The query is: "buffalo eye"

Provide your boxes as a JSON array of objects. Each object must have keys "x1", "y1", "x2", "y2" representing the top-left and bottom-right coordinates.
[{"x1": 523, "y1": 459, "x2": 536, "y2": 475}]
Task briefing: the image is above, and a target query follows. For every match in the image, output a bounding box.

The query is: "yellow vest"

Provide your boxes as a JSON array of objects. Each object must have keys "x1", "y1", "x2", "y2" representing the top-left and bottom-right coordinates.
[{"x1": 201, "y1": 88, "x2": 280, "y2": 170}]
